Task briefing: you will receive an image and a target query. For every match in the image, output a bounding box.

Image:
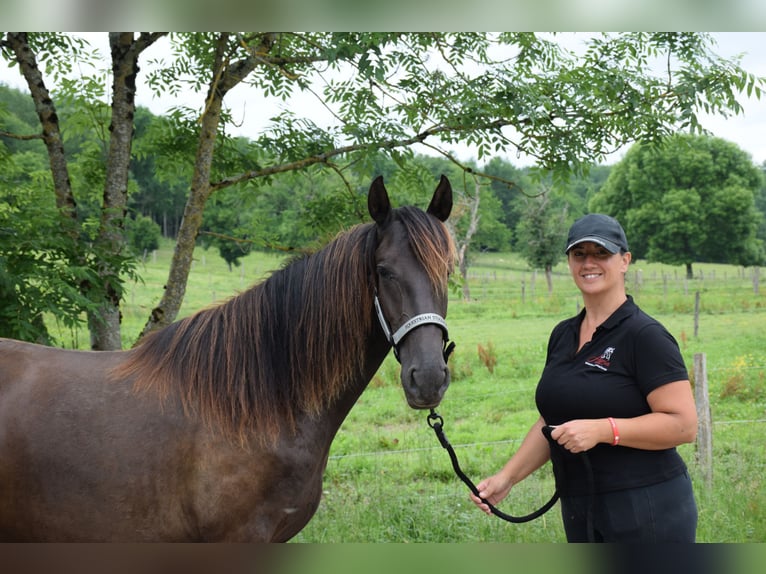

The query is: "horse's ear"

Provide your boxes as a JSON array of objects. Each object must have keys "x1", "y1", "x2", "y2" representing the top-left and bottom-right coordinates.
[
  {"x1": 368, "y1": 175, "x2": 391, "y2": 225},
  {"x1": 427, "y1": 175, "x2": 452, "y2": 222}
]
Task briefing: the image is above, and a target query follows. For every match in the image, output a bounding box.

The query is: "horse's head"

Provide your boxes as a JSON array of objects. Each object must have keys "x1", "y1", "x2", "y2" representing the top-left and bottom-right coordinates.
[{"x1": 368, "y1": 175, "x2": 455, "y2": 409}]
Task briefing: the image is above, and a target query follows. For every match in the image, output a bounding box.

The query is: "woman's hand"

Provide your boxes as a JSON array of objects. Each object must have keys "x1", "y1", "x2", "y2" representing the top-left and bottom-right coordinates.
[
  {"x1": 550, "y1": 419, "x2": 611, "y2": 453},
  {"x1": 470, "y1": 472, "x2": 514, "y2": 516}
]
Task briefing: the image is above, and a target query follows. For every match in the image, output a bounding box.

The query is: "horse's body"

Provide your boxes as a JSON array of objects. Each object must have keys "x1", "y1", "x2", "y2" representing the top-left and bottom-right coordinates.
[{"x1": 0, "y1": 176, "x2": 455, "y2": 542}]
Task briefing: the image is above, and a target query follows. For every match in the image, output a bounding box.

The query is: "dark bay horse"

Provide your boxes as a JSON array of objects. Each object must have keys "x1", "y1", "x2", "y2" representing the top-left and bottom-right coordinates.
[{"x1": 0, "y1": 176, "x2": 456, "y2": 542}]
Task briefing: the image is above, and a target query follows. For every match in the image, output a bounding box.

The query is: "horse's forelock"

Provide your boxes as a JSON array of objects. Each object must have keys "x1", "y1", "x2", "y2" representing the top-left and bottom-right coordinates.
[{"x1": 396, "y1": 206, "x2": 456, "y2": 295}]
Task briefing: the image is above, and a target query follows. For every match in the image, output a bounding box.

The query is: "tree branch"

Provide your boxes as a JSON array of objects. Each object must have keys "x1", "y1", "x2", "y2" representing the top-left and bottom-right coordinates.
[{"x1": 0, "y1": 130, "x2": 44, "y2": 140}]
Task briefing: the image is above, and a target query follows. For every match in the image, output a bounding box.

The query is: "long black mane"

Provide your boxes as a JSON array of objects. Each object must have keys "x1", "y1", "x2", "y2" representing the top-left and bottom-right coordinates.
[{"x1": 113, "y1": 207, "x2": 454, "y2": 444}]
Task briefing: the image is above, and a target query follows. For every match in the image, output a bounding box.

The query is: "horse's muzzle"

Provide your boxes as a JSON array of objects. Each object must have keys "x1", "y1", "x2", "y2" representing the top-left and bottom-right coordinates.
[{"x1": 402, "y1": 364, "x2": 450, "y2": 409}]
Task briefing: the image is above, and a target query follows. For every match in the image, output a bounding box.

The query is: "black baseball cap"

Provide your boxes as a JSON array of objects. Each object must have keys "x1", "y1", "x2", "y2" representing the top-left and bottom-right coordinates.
[{"x1": 565, "y1": 214, "x2": 629, "y2": 254}]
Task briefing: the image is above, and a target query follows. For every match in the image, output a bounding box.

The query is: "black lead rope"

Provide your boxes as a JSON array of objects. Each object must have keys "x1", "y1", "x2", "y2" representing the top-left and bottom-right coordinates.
[
  {"x1": 427, "y1": 409, "x2": 559, "y2": 523},
  {"x1": 428, "y1": 410, "x2": 596, "y2": 541}
]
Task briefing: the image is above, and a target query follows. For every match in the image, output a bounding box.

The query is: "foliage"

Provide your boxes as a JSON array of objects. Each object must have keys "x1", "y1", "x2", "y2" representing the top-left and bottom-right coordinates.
[
  {"x1": 2, "y1": 32, "x2": 766, "y2": 345},
  {"x1": 199, "y1": 184, "x2": 257, "y2": 270},
  {"x1": 0, "y1": 161, "x2": 99, "y2": 343},
  {"x1": 515, "y1": 191, "x2": 569, "y2": 290},
  {"x1": 591, "y1": 134, "x2": 765, "y2": 277},
  {"x1": 125, "y1": 213, "x2": 161, "y2": 258}
]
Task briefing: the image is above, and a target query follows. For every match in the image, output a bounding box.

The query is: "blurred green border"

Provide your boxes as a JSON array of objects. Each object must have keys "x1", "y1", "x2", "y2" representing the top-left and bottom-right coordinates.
[
  {"x1": 1, "y1": 543, "x2": 764, "y2": 574},
  {"x1": 3, "y1": 0, "x2": 766, "y2": 31}
]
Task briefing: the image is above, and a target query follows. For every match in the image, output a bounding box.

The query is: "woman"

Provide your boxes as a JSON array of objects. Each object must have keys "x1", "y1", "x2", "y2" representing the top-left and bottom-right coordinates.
[{"x1": 471, "y1": 214, "x2": 699, "y2": 542}]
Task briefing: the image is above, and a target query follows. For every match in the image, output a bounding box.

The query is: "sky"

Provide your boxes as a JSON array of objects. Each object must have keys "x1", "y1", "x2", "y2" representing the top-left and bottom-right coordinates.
[{"x1": 1, "y1": 32, "x2": 765, "y2": 168}]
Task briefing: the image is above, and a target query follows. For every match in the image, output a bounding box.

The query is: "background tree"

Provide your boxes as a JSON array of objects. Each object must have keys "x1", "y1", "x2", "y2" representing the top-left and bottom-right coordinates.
[
  {"x1": 515, "y1": 191, "x2": 569, "y2": 294},
  {"x1": 129, "y1": 107, "x2": 189, "y2": 237},
  {"x1": 754, "y1": 161, "x2": 766, "y2": 247},
  {"x1": 482, "y1": 157, "x2": 532, "y2": 249},
  {"x1": 590, "y1": 134, "x2": 765, "y2": 278},
  {"x1": 125, "y1": 213, "x2": 161, "y2": 260},
  {"x1": 450, "y1": 176, "x2": 482, "y2": 301},
  {"x1": 2, "y1": 32, "x2": 764, "y2": 347}
]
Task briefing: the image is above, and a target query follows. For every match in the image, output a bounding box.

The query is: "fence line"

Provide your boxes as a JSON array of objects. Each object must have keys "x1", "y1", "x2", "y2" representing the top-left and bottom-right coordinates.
[
  {"x1": 329, "y1": 438, "x2": 521, "y2": 461},
  {"x1": 328, "y1": 419, "x2": 766, "y2": 462}
]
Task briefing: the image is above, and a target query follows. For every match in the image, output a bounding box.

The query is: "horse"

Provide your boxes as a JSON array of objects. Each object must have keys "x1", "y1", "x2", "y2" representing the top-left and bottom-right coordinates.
[{"x1": 0, "y1": 175, "x2": 456, "y2": 542}]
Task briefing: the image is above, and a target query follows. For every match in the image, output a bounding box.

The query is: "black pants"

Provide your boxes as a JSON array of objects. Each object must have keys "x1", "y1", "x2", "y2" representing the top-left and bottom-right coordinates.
[{"x1": 560, "y1": 471, "x2": 698, "y2": 542}]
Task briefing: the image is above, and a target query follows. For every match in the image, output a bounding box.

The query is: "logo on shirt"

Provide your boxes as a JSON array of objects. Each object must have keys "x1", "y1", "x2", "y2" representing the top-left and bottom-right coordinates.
[{"x1": 585, "y1": 346, "x2": 615, "y2": 371}]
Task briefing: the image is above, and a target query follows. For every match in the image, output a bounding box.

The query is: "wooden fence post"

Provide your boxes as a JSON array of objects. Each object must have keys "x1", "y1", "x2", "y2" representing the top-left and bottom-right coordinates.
[
  {"x1": 694, "y1": 353, "x2": 713, "y2": 489},
  {"x1": 694, "y1": 291, "x2": 700, "y2": 338}
]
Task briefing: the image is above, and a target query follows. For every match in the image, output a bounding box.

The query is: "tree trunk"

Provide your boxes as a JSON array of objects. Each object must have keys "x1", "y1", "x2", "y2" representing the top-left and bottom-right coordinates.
[
  {"x1": 140, "y1": 33, "x2": 269, "y2": 339},
  {"x1": 545, "y1": 264, "x2": 553, "y2": 295},
  {"x1": 88, "y1": 34, "x2": 140, "y2": 350},
  {"x1": 4, "y1": 33, "x2": 77, "y2": 220},
  {"x1": 451, "y1": 178, "x2": 481, "y2": 303},
  {"x1": 91, "y1": 33, "x2": 164, "y2": 350},
  {"x1": 459, "y1": 244, "x2": 471, "y2": 301},
  {"x1": 686, "y1": 262, "x2": 694, "y2": 280}
]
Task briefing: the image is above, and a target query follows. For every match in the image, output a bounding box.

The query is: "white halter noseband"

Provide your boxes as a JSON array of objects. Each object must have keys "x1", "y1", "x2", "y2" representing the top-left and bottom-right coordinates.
[{"x1": 374, "y1": 294, "x2": 453, "y2": 362}]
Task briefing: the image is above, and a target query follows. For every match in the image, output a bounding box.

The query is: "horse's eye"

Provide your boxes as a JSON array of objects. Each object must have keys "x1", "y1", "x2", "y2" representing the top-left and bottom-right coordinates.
[{"x1": 377, "y1": 266, "x2": 395, "y2": 280}]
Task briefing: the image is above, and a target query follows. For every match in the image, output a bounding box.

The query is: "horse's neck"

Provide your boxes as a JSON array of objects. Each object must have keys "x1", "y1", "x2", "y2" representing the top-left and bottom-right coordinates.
[{"x1": 312, "y1": 323, "x2": 392, "y2": 441}]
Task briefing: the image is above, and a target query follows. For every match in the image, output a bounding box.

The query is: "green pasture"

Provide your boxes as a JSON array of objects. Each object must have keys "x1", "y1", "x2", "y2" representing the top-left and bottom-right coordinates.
[{"x1": 51, "y1": 241, "x2": 766, "y2": 542}]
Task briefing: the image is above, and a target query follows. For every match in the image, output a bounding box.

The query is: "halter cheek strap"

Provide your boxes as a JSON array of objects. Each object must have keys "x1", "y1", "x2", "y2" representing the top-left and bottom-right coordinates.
[{"x1": 374, "y1": 295, "x2": 455, "y2": 363}]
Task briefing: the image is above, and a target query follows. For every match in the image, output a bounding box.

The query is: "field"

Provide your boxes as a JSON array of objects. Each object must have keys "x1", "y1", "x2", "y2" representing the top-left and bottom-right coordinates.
[{"x1": 52, "y1": 241, "x2": 766, "y2": 542}]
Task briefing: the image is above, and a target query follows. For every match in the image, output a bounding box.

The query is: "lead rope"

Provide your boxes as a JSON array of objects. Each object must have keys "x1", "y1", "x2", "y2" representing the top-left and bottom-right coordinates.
[
  {"x1": 427, "y1": 411, "x2": 595, "y2": 541},
  {"x1": 427, "y1": 409, "x2": 559, "y2": 523}
]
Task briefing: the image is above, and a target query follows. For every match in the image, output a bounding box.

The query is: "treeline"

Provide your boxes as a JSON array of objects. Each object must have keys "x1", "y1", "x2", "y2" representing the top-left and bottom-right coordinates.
[
  {"x1": 4, "y1": 81, "x2": 764, "y2": 274},
  {"x1": 3, "y1": 79, "x2": 765, "y2": 273},
  {"x1": 0, "y1": 83, "x2": 610, "y2": 265}
]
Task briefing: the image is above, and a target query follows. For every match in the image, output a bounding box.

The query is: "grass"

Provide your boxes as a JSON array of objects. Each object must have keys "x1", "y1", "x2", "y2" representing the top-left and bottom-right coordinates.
[{"x1": 48, "y1": 241, "x2": 766, "y2": 542}]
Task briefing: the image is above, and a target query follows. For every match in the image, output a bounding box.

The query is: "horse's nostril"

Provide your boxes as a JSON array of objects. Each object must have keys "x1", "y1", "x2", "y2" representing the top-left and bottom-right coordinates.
[{"x1": 405, "y1": 364, "x2": 450, "y2": 405}]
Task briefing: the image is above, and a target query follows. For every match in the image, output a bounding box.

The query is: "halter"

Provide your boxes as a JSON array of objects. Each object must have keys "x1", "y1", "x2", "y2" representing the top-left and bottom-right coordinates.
[{"x1": 374, "y1": 294, "x2": 455, "y2": 363}]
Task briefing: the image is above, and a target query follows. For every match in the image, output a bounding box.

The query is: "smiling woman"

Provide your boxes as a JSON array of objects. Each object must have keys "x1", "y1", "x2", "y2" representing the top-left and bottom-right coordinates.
[
  {"x1": 564, "y1": 214, "x2": 631, "y2": 310},
  {"x1": 470, "y1": 213, "x2": 700, "y2": 543}
]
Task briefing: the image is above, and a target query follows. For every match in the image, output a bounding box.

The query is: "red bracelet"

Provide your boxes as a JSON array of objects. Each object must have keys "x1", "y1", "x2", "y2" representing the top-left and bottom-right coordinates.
[{"x1": 608, "y1": 417, "x2": 620, "y2": 446}]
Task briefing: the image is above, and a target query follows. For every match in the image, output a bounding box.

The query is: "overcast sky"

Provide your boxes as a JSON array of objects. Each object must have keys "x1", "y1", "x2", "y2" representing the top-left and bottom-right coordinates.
[{"x1": 2, "y1": 32, "x2": 765, "y2": 167}]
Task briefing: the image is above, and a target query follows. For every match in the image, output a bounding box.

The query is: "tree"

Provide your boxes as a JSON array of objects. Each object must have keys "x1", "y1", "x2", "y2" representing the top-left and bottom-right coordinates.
[
  {"x1": 2, "y1": 32, "x2": 764, "y2": 346},
  {"x1": 199, "y1": 184, "x2": 255, "y2": 271},
  {"x1": 125, "y1": 214, "x2": 161, "y2": 260},
  {"x1": 0, "y1": 153, "x2": 100, "y2": 344},
  {"x1": 482, "y1": 157, "x2": 532, "y2": 248},
  {"x1": 1, "y1": 32, "x2": 165, "y2": 349},
  {"x1": 756, "y1": 161, "x2": 766, "y2": 245},
  {"x1": 450, "y1": 176, "x2": 482, "y2": 301},
  {"x1": 590, "y1": 134, "x2": 765, "y2": 278},
  {"x1": 516, "y1": 190, "x2": 569, "y2": 295}
]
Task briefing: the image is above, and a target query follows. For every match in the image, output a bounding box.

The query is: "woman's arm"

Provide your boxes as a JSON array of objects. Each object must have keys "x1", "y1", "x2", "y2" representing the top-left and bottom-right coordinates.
[{"x1": 551, "y1": 380, "x2": 698, "y2": 453}]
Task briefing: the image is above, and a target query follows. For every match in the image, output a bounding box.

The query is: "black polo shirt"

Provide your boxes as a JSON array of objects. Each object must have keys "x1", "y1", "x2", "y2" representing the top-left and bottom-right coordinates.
[{"x1": 535, "y1": 296, "x2": 690, "y2": 496}]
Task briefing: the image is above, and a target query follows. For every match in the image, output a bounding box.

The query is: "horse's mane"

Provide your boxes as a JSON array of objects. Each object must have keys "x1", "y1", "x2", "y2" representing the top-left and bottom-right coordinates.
[{"x1": 112, "y1": 206, "x2": 455, "y2": 445}]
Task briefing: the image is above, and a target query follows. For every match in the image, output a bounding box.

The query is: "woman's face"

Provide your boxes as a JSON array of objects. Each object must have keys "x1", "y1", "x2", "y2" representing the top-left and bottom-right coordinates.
[{"x1": 567, "y1": 241, "x2": 631, "y2": 296}]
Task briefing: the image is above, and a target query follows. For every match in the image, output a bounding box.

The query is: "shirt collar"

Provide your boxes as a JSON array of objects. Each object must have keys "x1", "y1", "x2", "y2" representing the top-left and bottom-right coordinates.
[{"x1": 574, "y1": 295, "x2": 637, "y2": 333}]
